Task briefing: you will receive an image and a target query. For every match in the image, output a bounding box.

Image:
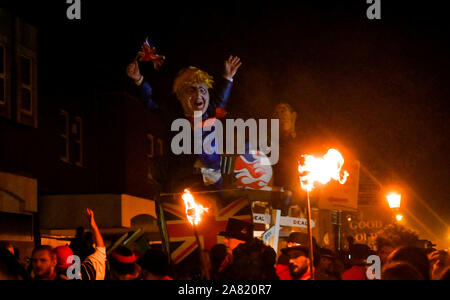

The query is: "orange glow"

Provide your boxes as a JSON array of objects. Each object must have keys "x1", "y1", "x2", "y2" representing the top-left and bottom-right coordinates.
[
  {"x1": 387, "y1": 192, "x2": 402, "y2": 209},
  {"x1": 298, "y1": 149, "x2": 349, "y2": 192},
  {"x1": 396, "y1": 214, "x2": 404, "y2": 222},
  {"x1": 182, "y1": 189, "x2": 208, "y2": 226}
]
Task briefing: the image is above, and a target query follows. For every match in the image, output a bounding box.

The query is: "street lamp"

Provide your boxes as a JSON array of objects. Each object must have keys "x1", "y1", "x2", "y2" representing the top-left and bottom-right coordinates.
[
  {"x1": 386, "y1": 192, "x2": 401, "y2": 209},
  {"x1": 386, "y1": 192, "x2": 403, "y2": 223}
]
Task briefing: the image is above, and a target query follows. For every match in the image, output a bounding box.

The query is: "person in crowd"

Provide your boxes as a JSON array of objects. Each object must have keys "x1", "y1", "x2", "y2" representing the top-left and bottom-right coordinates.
[
  {"x1": 53, "y1": 209, "x2": 106, "y2": 280},
  {"x1": 276, "y1": 232, "x2": 318, "y2": 280},
  {"x1": 316, "y1": 248, "x2": 342, "y2": 280},
  {"x1": 209, "y1": 244, "x2": 229, "y2": 280},
  {"x1": 108, "y1": 246, "x2": 141, "y2": 280},
  {"x1": 381, "y1": 262, "x2": 424, "y2": 280},
  {"x1": 31, "y1": 245, "x2": 58, "y2": 280},
  {"x1": 341, "y1": 244, "x2": 372, "y2": 280},
  {"x1": 386, "y1": 246, "x2": 430, "y2": 280},
  {"x1": 213, "y1": 218, "x2": 254, "y2": 278},
  {"x1": 428, "y1": 250, "x2": 450, "y2": 280},
  {"x1": 137, "y1": 248, "x2": 173, "y2": 280},
  {"x1": 377, "y1": 242, "x2": 395, "y2": 269},
  {"x1": 0, "y1": 248, "x2": 29, "y2": 280},
  {"x1": 70, "y1": 227, "x2": 95, "y2": 262},
  {"x1": 0, "y1": 241, "x2": 15, "y2": 256},
  {"x1": 218, "y1": 218, "x2": 254, "y2": 255},
  {"x1": 438, "y1": 266, "x2": 450, "y2": 280},
  {"x1": 279, "y1": 244, "x2": 314, "y2": 280},
  {"x1": 219, "y1": 238, "x2": 278, "y2": 280}
]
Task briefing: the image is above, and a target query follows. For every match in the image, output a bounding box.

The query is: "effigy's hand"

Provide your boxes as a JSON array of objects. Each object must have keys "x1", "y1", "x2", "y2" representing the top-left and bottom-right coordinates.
[
  {"x1": 126, "y1": 60, "x2": 143, "y2": 82},
  {"x1": 224, "y1": 56, "x2": 242, "y2": 80}
]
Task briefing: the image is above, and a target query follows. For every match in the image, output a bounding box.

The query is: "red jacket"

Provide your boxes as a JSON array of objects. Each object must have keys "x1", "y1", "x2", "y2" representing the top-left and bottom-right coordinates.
[{"x1": 276, "y1": 264, "x2": 313, "y2": 280}]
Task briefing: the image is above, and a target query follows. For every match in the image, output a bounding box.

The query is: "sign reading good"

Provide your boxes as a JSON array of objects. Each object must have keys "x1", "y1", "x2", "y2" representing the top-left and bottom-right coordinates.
[{"x1": 344, "y1": 206, "x2": 391, "y2": 249}]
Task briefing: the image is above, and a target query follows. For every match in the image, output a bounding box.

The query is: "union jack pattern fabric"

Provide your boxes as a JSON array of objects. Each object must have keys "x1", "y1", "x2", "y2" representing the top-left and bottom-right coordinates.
[{"x1": 162, "y1": 194, "x2": 252, "y2": 264}]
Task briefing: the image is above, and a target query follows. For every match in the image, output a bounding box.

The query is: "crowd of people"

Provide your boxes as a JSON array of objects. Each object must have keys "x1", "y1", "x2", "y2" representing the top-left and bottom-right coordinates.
[
  {"x1": 1, "y1": 51, "x2": 448, "y2": 282},
  {"x1": 1, "y1": 211, "x2": 449, "y2": 280}
]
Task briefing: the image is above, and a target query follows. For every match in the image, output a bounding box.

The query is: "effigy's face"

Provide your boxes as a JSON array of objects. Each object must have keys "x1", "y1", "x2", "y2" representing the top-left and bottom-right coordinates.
[
  {"x1": 274, "y1": 104, "x2": 296, "y2": 133},
  {"x1": 178, "y1": 83, "x2": 210, "y2": 117}
]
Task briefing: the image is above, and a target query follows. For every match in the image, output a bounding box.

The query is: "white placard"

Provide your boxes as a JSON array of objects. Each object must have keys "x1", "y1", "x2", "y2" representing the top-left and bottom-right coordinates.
[
  {"x1": 253, "y1": 213, "x2": 271, "y2": 225},
  {"x1": 261, "y1": 226, "x2": 276, "y2": 243},
  {"x1": 279, "y1": 216, "x2": 315, "y2": 229}
]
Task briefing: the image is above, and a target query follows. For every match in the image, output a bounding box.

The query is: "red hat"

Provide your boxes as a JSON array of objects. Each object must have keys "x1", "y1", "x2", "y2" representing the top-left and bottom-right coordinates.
[{"x1": 55, "y1": 246, "x2": 74, "y2": 270}]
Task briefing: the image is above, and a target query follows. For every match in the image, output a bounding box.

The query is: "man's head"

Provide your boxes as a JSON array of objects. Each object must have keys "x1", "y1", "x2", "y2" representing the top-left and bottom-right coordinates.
[
  {"x1": 349, "y1": 244, "x2": 372, "y2": 266},
  {"x1": 173, "y1": 67, "x2": 214, "y2": 117},
  {"x1": 0, "y1": 241, "x2": 15, "y2": 256},
  {"x1": 378, "y1": 244, "x2": 395, "y2": 266},
  {"x1": 54, "y1": 246, "x2": 74, "y2": 272},
  {"x1": 274, "y1": 102, "x2": 297, "y2": 138},
  {"x1": 283, "y1": 247, "x2": 311, "y2": 279},
  {"x1": 137, "y1": 249, "x2": 171, "y2": 280},
  {"x1": 109, "y1": 246, "x2": 140, "y2": 280},
  {"x1": 31, "y1": 246, "x2": 57, "y2": 279},
  {"x1": 218, "y1": 218, "x2": 254, "y2": 253}
]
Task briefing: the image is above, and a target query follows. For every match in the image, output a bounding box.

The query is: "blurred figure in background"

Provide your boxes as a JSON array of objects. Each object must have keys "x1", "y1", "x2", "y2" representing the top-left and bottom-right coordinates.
[
  {"x1": 386, "y1": 246, "x2": 430, "y2": 280},
  {"x1": 382, "y1": 262, "x2": 424, "y2": 280},
  {"x1": 107, "y1": 246, "x2": 141, "y2": 280},
  {"x1": 0, "y1": 241, "x2": 15, "y2": 256},
  {"x1": 0, "y1": 248, "x2": 29, "y2": 280},
  {"x1": 428, "y1": 250, "x2": 450, "y2": 280},
  {"x1": 341, "y1": 244, "x2": 372, "y2": 280},
  {"x1": 138, "y1": 248, "x2": 173, "y2": 280}
]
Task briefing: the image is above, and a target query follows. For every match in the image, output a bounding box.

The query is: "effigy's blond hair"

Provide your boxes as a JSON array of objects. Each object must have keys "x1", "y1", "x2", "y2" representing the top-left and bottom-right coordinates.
[{"x1": 173, "y1": 67, "x2": 214, "y2": 99}]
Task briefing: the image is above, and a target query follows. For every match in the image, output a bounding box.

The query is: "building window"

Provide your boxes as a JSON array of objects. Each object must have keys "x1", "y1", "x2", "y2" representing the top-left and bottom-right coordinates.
[
  {"x1": 72, "y1": 117, "x2": 83, "y2": 167},
  {"x1": 59, "y1": 110, "x2": 70, "y2": 163},
  {"x1": 157, "y1": 138, "x2": 164, "y2": 156},
  {"x1": 0, "y1": 44, "x2": 5, "y2": 105},
  {"x1": 147, "y1": 134, "x2": 154, "y2": 159},
  {"x1": 18, "y1": 55, "x2": 33, "y2": 115}
]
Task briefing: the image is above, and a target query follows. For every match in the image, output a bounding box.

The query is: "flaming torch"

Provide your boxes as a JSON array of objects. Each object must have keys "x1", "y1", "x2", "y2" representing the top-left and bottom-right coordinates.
[
  {"x1": 182, "y1": 189, "x2": 210, "y2": 279},
  {"x1": 298, "y1": 149, "x2": 349, "y2": 280}
]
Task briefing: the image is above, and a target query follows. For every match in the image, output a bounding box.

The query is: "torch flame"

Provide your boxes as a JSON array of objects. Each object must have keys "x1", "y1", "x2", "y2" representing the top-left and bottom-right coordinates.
[
  {"x1": 182, "y1": 189, "x2": 208, "y2": 226},
  {"x1": 298, "y1": 149, "x2": 349, "y2": 192}
]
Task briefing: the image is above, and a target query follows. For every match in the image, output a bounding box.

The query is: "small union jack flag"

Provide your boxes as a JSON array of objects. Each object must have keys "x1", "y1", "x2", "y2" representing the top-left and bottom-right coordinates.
[{"x1": 137, "y1": 37, "x2": 165, "y2": 70}]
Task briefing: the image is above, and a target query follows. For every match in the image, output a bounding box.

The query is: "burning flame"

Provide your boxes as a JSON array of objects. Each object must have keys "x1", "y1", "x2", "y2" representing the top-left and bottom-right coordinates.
[
  {"x1": 298, "y1": 149, "x2": 349, "y2": 192},
  {"x1": 182, "y1": 189, "x2": 208, "y2": 226}
]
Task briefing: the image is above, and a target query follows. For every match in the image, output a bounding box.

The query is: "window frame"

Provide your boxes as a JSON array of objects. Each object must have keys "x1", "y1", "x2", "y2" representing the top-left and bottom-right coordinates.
[
  {"x1": 18, "y1": 54, "x2": 33, "y2": 116},
  {"x1": 0, "y1": 43, "x2": 6, "y2": 106},
  {"x1": 73, "y1": 116, "x2": 84, "y2": 167},
  {"x1": 59, "y1": 109, "x2": 70, "y2": 164},
  {"x1": 147, "y1": 134, "x2": 155, "y2": 159}
]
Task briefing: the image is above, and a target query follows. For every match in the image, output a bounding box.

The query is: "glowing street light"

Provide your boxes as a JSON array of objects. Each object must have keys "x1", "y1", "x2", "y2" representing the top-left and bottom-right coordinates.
[{"x1": 386, "y1": 192, "x2": 401, "y2": 209}]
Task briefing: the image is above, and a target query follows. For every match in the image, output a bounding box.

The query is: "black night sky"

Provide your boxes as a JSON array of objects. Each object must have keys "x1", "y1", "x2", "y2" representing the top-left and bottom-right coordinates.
[{"x1": 3, "y1": 0, "x2": 450, "y2": 246}]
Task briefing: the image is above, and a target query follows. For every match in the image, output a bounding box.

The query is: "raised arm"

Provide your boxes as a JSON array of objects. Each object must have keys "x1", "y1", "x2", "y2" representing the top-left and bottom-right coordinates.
[
  {"x1": 85, "y1": 208, "x2": 104, "y2": 248},
  {"x1": 224, "y1": 56, "x2": 242, "y2": 82},
  {"x1": 213, "y1": 56, "x2": 242, "y2": 109},
  {"x1": 126, "y1": 61, "x2": 159, "y2": 110}
]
